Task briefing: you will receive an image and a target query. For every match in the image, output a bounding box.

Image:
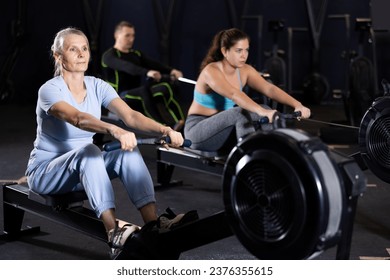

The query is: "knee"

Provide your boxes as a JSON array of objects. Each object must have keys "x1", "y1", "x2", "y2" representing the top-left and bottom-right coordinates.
[
  {"x1": 152, "y1": 83, "x2": 173, "y2": 98},
  {"x1": 79, "y1": 143, "x2": 102, "y2": 158},
  {"x1": 121, "y1": 149, "x2": 143, "y2": 164},
  {"x1": 74, "y1": 144, "x2": 103, "y2": 166},
  {"x1": 120, "y1": 150, "x2": 148, "y2": 173}
]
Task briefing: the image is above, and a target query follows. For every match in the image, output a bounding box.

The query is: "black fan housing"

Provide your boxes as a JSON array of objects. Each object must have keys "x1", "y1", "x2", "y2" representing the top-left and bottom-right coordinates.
[
  {"x1": 222, "y1": 129, "x2": 346, "y2": 259},
  {"x1": 359, "y1": 96, "x2": 390, "y2": 183}
]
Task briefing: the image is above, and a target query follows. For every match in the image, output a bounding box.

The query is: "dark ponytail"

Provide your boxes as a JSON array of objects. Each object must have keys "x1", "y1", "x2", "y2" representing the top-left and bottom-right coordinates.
[{"x1": 199, "y1": 28, "x2": 249, "y2": 72}]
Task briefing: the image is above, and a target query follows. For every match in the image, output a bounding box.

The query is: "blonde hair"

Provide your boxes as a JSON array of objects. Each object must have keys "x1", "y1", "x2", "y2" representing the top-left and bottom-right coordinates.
[{"x1": 51, "y1": 27, "x2": 89, "y2": 76}]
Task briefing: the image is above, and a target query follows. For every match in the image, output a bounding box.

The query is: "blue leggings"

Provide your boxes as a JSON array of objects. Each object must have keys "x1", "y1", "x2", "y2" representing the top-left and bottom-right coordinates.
[{"x1": 27, "y1": 144, "x2": 156, "y2": 218}]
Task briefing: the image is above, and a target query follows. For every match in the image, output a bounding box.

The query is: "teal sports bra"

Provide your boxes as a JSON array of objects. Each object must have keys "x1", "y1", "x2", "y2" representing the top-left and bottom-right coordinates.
[{"x1": 194, "y1": 69, "x2": 242, "y2": 110}]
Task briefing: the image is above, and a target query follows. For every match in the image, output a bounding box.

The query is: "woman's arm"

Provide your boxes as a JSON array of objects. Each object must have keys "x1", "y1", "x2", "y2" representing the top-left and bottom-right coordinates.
[
  {"x1": 49, "y1": 100, "x2": 139, "y2": 151},
  {"x1": 107, "y1": 97, "x2": 184, "y2": 146},
  {"x1": 49, "y1": 98, "x2": 183, "y2": 151},
  {"x1": 202, "y1": 64, "x2": 276, "y2": 120},
  {"x1": 246, "y1": 66, "x2": 311, "y2": 118}
]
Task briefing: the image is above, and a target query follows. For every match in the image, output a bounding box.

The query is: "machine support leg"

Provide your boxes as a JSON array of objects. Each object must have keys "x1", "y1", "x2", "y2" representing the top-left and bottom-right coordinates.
[
  {"x1": 336, "y1": 196, "x2": 359, "y2": 260},
  {"x1": 156, "y1": 159, "x2": 183, "y2": 187}
]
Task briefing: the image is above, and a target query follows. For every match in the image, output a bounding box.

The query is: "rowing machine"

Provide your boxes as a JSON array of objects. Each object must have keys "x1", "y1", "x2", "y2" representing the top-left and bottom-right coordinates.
[
  {"x1": 155, "y1": 112, "x2": 301, "y2": 188},
  {"x1": 222, "y1": 128, "x2": 365, "y2": 259},
  {"x1": 302, "y1": 78, "x2": 390, "y2": 184},
  {"x1": 1, "y1": 182, "x2": 108, "y2": 242},
  {"x1": 1, "y1": 127, "x2": 366, "y2": 260},
  {"x1": 0, "y1": 137, "x2": 231, "y2": 260},
  {"x1": 0, "y1": 137, "x2": 181, "y2": 243},
  {"x1": 356, "y1": 78, "x2": 390, "y2": 183},
  {"x1": 0, "y1": 181, "x2": 235, "y2": 260},
  {"x1": 105, "y1": 127, "x2": 367, "y2": 259}
]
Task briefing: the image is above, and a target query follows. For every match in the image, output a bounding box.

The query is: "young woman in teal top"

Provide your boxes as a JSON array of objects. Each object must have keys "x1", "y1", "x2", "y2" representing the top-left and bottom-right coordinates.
[{"x1": 184, "y1": 28, "x2": 311, "y2": 152}]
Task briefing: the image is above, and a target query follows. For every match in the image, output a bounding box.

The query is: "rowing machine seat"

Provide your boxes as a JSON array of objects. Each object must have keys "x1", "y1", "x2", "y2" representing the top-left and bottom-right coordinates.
[
  {"x1": 4, "y1": 183, "x2": 88, "y2": 209},
  {"x1": 28, "y1": 189, "x2": 87, "y2": 209}
]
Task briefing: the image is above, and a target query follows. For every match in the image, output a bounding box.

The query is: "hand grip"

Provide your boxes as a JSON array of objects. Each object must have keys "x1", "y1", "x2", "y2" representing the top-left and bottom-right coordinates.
[
  {"x1": 259, "y1": 111, "x2": 302, "y2": 124},
  {"x1": 164, "y1": 136, "x2": 192, "y2": 148},
  {"x1": 103, "y1": 137, "x2": 192, "y2": 152}
]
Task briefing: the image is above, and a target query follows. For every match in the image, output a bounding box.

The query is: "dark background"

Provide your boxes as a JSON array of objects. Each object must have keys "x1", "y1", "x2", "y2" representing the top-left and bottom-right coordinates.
[
  {"x1": 0, "y1": 0, "x2": 389, "y2": 108},
  {"x1": 1, "y1": 0, "x2": 390, "y2": 261}
]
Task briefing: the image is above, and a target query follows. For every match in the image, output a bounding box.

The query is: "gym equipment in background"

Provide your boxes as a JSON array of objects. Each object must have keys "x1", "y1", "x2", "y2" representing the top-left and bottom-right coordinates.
[
  {"x1": 302, "y1": 0, "x2": 330, "y2": 105},
  {"x1": 0, "y1": 0, "x2": 27, "y2": 104},
  {"x1": 241, "y1": 14, "x2": 264, "y2": 71},
  {"x1": 262, "y1": 20, "x2": 287, "y2": 112},
  {"x1": 347, "y1": 18, "x2": 378, "y2": 127},
  {"x1": 356, "y1": 79, "x2": 390, "y2": 183}
]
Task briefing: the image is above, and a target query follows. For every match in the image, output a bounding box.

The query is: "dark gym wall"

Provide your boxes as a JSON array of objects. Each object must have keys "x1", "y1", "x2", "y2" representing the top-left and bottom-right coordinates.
[
  {"x1": 0, "y1": 0, "x2": 377, "y2": 105},
  {"x1": 371, "y1": 0, "x2": 390, "y2": 87},
  {"x1": 0, "y1": 0, "x2": 90, "y2": 104}
]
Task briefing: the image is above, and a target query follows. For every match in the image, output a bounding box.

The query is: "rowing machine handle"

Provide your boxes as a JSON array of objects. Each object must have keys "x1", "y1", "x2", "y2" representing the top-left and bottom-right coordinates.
[
  {"x1": 274, "y1": 110, "x2": 302, "y2": 121},
  {"x1": 103, "y1": 137, "x2": 192, "y2": 152},
  {"x1": 259, "y1": 111, "x2": 302, "y2": 124},
  {"x1": 257, "y1": 111, "x2": 302, "y2": 130}
]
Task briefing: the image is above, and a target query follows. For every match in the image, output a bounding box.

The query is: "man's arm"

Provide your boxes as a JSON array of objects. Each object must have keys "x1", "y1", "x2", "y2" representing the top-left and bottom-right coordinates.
[
  {"x1": 139, "y1": 52, "x2": 173, "y2": 74},
  {"x1": 140, "y1": 53, "x2": 183, "y2": 80},
  {"x1": 102, "y1": 48, "x2": 148, "y2": 76}
]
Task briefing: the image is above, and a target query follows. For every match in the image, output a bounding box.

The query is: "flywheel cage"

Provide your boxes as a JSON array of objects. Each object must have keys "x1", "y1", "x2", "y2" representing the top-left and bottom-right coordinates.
[
  {"x1": 359, "y1": 96, "x2": 390, "y2": 183},
  {"x1": 223, "y1": 129, "x2": 345, "y2": 259}
]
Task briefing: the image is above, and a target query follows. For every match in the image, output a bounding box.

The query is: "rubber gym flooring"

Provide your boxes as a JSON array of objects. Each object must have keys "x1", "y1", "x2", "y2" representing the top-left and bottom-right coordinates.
[{"x1": 0, "y1": 102, "x2": 389, "y2": 260}]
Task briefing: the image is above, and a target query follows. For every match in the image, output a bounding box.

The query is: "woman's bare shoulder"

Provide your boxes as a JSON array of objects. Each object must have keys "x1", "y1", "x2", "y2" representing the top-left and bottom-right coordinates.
[
  {"x1": 203, "y1": 62, "x2": 220, "y2": 71},
  {"x1": 241, "y1": 63, "x2": 256, "y2": 72}
]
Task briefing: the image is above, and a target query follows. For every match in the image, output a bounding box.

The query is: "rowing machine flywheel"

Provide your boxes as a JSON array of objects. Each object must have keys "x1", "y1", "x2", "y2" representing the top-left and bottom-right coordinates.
[
  {"x1": 222, "y1": 128, "x2": 364, "y2": 259},
  {"x1": 359, "y1": 96, "x2": 390, "y2": 183}
]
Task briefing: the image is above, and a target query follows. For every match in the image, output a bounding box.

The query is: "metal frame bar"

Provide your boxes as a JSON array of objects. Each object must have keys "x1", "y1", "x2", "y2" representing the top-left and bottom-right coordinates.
[
  {"x1": 1, "y1": 184, "x2": 107, "y2": 242},
  {"x1": 156, "y1": 147, "x2": 224, "y2": 187}
]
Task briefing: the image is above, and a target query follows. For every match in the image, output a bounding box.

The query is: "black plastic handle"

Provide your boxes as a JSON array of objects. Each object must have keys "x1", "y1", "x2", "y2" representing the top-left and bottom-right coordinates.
[
  {"x1": 279, "y1": 111, "x2": 302, "y2": 120},
  {"x1": 103, "y1": 136, "x2": 192, "y2": 152},
  {"x1": 259, "y1": 111, "x2": 302, "y2": 124}
]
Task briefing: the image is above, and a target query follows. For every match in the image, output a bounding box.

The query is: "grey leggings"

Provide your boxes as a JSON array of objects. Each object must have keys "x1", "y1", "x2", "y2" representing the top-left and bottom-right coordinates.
[{"x1": 184, "y1": 106, "x2": 270, "y2": 151}]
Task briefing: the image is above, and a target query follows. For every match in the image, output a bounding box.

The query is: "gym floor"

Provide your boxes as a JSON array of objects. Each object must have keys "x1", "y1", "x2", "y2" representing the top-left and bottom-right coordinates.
[{"x1": 0, "y1": 101, "x2": 389, "y2": 260}]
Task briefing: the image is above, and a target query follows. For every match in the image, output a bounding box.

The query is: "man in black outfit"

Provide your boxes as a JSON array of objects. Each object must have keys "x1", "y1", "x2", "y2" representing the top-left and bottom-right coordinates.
[{"x1": 101, "y1": 21, "x2": 185, "y2": 131}]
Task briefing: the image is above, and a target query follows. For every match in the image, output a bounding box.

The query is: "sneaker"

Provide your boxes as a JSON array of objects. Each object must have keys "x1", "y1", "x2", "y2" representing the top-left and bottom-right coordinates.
[
  {"x1": 157, "y1": 207, "x2": 199, "y2": 231},
  {"x1": 107, "y1": 221, "x2": 140, "y2": 259}
]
